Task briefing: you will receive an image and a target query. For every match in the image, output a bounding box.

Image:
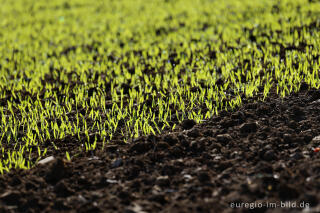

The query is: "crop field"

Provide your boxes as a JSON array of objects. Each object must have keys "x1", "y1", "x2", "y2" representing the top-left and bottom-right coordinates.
[{"x1": 1, "y1": 0, "x2": 320, "y2": 212}]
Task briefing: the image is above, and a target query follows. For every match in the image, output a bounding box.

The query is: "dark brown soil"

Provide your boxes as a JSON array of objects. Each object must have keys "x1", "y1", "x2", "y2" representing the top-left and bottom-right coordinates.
[{"x1": 1, "y1": 88, "x2": 320, "y2": 213}]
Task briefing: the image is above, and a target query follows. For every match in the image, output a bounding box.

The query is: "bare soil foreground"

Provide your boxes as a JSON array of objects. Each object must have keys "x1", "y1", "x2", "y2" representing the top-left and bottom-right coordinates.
[{"x1": 1, "y1": 87, "x2": 320, "y2": 213}]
